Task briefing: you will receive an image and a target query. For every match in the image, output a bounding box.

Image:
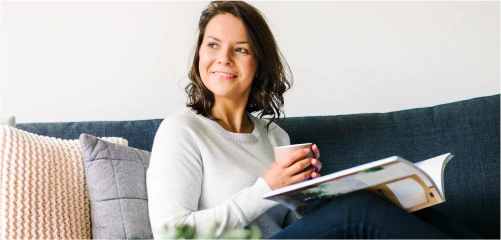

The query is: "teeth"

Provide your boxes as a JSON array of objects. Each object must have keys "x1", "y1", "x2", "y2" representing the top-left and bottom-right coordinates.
[{"x1": 214, "y1": 72, "x2": 234, "y2": 77}]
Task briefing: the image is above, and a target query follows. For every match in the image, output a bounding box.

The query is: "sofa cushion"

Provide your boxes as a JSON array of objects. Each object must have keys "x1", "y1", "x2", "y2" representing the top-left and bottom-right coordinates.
[
  {"x1": 79, "y1": 133, "x2": 153, "y2": 239},
  {"x1": 0, "y1": 126, "x2": 127, "y2": 239},
  {"x1": 0, "y1": 116, "x2": 15, "y2": 127}
]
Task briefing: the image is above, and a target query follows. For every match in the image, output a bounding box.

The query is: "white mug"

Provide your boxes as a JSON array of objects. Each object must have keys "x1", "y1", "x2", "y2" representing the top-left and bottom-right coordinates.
[{"x1": 274, "y1": 143, "x2": 313, "y2": 162}]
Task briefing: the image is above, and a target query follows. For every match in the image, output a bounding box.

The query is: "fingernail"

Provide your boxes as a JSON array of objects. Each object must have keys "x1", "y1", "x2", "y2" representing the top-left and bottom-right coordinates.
[
  {"x1": 312, "y1": 172, "x2": 317, "y2": 177},
  {"x1": 304, "y1": 148, "x2": 311, "y2": 153},
  {"x1": 312, "y1": 159, "x2": 316, "y2": 164}
]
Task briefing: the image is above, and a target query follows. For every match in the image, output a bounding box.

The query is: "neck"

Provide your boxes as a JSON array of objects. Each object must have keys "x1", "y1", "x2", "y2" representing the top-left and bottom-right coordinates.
[{"x1": 210, "y1": 97, "x2": 253, "y2": 133}]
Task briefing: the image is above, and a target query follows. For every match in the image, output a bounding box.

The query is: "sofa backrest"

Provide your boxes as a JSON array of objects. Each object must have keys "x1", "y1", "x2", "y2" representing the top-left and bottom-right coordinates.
[
  {"x1": 17, "y1": 94, "x2": 500, "y2": 238},
  {"x1": 278, "y1": 94, "x2": 500, "y2": 239},
  {"x1": 17, "y1": 118, "x2": 163, "y2": 151}
]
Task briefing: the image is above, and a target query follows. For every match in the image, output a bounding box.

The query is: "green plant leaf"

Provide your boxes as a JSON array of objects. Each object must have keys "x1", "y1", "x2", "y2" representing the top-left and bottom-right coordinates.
[{"x1": 162, "y1": 221, "x2": 262, "y2": 239}]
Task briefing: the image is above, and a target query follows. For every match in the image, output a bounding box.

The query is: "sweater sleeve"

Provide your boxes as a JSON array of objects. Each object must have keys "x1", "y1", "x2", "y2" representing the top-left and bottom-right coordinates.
[{"x1": 146, "y1": 116, "x2": 278, "y2": 238}]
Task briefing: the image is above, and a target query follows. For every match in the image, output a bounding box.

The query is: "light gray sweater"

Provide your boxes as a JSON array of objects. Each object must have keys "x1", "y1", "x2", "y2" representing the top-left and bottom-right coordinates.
[{"x1": 146, "y1": 107, "x2": 298, "y2": 239}]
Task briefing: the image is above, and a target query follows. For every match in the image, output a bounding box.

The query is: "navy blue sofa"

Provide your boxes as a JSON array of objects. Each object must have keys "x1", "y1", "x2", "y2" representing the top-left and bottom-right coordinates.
[{"x1": 18, "y1": 95, "x2": 500, "y2": 239}]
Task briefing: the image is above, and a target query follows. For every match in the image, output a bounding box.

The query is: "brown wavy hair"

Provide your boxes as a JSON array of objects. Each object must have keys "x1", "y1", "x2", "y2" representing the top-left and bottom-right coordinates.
[{"x1": 185, "y1": 1, "x2": 293, "y2": 131}]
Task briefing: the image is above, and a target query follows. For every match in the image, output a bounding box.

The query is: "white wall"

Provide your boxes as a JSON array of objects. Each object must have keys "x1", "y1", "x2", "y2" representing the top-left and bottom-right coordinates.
[{"x1": 1, "y1": 1, "x2": 499, "y2": 123}]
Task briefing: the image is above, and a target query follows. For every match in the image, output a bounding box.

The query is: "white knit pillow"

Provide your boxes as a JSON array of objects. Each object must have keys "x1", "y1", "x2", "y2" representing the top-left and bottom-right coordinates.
[{"x1": 0, "y1": 126, "x2": 128, "y2": 239}]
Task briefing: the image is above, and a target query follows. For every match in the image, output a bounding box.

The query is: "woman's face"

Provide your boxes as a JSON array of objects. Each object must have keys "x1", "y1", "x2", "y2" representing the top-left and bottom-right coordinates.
[{"x1": 198, "y1": 13, "x2": 258, "y2": 102}]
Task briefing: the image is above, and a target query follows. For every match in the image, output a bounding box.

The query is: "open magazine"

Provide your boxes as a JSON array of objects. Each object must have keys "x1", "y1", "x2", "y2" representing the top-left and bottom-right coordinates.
[{"x1": 263, "y1": 153, "x2": 453, "y2": 217}]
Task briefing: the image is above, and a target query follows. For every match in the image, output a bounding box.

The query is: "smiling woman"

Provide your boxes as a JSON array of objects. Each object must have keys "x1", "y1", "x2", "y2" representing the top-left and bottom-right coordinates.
[
  {"x1": 186, "y1": 1, "x2": 292, "y2": 131},
  {"x1": 146, "y1": 1, "x2": 479, "y2": 239},
  {"x1": 198, "y1": 14, "x2": 258, "y2": 114}
]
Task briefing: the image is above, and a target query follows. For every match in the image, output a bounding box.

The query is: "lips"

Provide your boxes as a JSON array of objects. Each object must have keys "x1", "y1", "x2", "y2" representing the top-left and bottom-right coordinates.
[{"x1": 212, "y1": 71, "x2": 237, "y2": 80}]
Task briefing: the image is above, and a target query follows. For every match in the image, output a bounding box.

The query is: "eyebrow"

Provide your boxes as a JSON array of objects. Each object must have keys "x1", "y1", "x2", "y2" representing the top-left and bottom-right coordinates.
[{"x1": 208, "y1": 36, "x2": 248, "y2": 44}]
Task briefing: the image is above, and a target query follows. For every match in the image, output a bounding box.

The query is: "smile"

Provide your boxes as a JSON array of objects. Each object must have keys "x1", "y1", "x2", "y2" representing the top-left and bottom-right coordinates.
[{"x1": 212, "y1": 71, "x2": 237, "y2": 80}]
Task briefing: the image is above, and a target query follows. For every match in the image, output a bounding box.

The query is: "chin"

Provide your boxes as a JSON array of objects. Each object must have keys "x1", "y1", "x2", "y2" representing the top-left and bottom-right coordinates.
[{"x1": 206, "y1": 83, "x2": 233, "y2": 96}]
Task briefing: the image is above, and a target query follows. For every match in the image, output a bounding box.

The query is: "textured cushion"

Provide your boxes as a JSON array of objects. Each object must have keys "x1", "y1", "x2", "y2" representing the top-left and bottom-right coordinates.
[
  {"x1": 79, "y1": 133, "x2": 153, "y2": 239},
  {"x1": 0, "y1": 126, "x2": 127, "y2": 239},
  {"x1": 0, "y1": 116, "x2": 15, "y2": 127}
]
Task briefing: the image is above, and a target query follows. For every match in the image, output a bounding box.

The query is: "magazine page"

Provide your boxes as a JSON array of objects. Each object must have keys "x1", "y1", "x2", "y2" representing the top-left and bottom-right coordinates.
[
  {"x1": 413, "y1": 153, "x2": 453, "y2": 198},
  {"x1": 264, "y1": 156, "x2": 444, "y2": 216},
  {"x1": 263, "y1": 156, "x2": 400, "y2": 198}
]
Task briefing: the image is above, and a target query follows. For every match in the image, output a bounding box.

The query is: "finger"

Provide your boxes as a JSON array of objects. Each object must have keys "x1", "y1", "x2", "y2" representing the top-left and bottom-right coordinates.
[
  {"x1": 280, "y1": 148, "x2": 312, "y2": 168},
  {"x1": 286, "y1": 158, "x2": 312, "y2": 175},
  {"x1": 291, "y1": 166, "x2": 315, "y2": 183},
  {"x1": 312, "y1": 144, "x2": 321, "y2": 160},
  {"x1": 311, "y1": 159, "x2": 322, "y2": 172}
]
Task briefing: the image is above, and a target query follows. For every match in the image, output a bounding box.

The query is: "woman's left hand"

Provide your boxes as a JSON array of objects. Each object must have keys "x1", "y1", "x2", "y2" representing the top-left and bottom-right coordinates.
[{"x1": 310, "y1": 144, "x2": 322, "y2": 178}]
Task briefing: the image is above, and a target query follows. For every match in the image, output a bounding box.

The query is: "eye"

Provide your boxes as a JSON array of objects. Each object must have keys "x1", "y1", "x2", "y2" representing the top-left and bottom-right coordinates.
[
  {"x1": 236, "y1": 47, "x2": 249, "y2": 54},
  {"x1": 208, "y1": 43, "x2": 218, "y2": 49}
]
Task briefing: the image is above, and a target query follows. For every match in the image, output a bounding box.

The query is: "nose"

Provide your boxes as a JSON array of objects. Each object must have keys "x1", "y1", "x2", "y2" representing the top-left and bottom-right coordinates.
[{"x1": 217, "y1": 48, "x2": 233, "y2": 66}]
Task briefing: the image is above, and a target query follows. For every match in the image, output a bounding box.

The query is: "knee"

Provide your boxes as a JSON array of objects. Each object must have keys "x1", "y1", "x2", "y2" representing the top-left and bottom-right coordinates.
[
  {"x1": 340, "y1": 190, "x2": 388, "y2": 207},
  {"x1": 298, "y1": 191, "x2": 399, "y2": 235},
  {"x1": 313, "y1": 190, "x2": 394, "y2": 216}
]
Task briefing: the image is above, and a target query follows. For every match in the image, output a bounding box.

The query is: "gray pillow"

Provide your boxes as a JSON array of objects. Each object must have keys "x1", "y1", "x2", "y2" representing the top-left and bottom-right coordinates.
[
  {"x1": 79, "y1": 133, "x2": 153, "y2": 239},
  {"x1": 1, "y1": 115, "x2": 15, "y2": 127}
]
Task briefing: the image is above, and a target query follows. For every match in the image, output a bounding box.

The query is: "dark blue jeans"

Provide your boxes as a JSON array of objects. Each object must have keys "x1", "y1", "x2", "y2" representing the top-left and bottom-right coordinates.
[{"x1": 270, "y1": 191, "x2": 479, "y2": 239}]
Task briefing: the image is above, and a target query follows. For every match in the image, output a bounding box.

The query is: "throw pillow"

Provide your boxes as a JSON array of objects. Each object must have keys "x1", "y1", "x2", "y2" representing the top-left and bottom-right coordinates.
[
  {"x1": 79, "y1": 133, "x2": 153, "y2": 239},
  {"x1": 0, "y1": 116, "x2": 15, "y2": 127},
  {"x1": 0, "y1": 126, "x2": 127, "y2": 239}
]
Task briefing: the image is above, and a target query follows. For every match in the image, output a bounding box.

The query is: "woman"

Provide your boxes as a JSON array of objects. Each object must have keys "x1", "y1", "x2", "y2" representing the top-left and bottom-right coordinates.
[{"x1": 147, "y1": 1, "x2": 478, "y2": 239}]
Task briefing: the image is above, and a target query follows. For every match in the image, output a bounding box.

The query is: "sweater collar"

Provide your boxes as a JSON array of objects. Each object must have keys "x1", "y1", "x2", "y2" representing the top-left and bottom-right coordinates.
[{"x1": 189, "y1": 108, "x2": 261, "y2": 142}]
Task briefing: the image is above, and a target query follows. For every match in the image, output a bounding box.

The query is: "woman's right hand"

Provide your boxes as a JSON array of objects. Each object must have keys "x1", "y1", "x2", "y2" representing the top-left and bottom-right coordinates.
[{"x1": 261, "y1": 148, "x2": 319, "y2": 190}]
